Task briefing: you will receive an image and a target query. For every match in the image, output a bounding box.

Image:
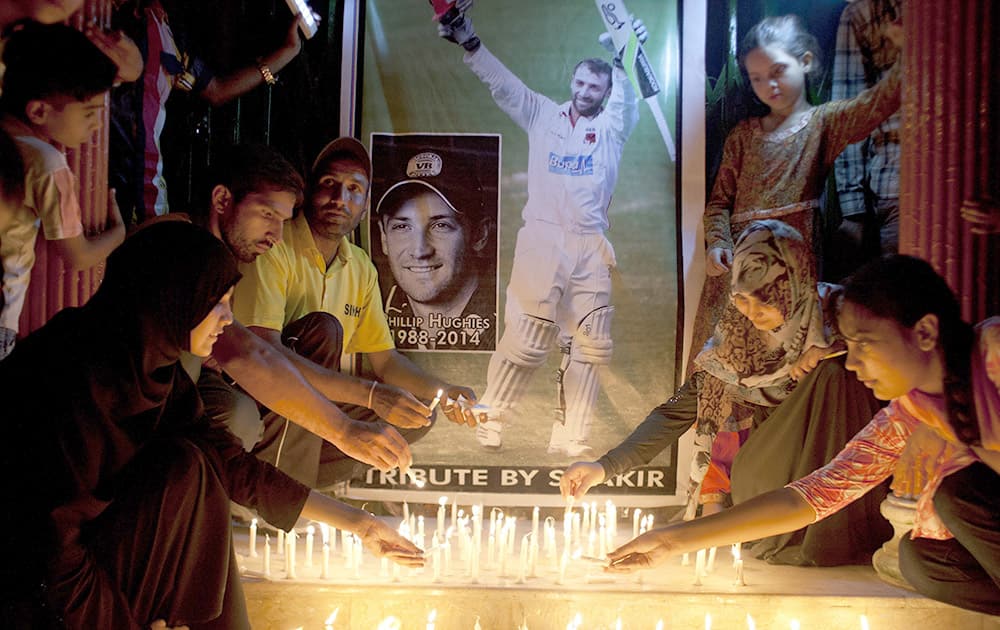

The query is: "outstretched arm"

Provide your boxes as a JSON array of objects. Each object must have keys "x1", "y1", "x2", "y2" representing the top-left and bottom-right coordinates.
[
  {"x1": 199, "y1": 18, "x2": 304, "y2": 106},
  {"x1": 213, "y1": 320, "x2": 413, "y2": 473},
  {"x1": 248, "y1": 325, "x2": 435, "y2": 430},
  {"x1": 605, "y1": 487, "x2": 815, "y2": 572}
]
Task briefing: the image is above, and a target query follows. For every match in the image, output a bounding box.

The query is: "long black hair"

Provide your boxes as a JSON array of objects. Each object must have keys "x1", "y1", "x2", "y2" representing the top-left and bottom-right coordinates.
[{"x1": 842, "y1": 255, "x2": 979, "y2": 445}]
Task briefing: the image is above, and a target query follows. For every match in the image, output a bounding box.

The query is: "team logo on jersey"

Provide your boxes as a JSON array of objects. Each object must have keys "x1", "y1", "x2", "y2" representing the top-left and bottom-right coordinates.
[
  {"x1": 585, "y1": 131, "x2": 597, "y2": 144},
  {"x1": 548, "y1": 153, "x2": 594, "y2": 176},
  {"x1": 406, "y1": 152, "x2": 443, "y2": 178}
]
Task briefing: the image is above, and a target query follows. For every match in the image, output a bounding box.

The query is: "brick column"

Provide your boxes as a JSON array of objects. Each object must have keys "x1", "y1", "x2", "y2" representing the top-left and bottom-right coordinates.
[
  {"x1": 18, "y1": 0, "x2": 113, "y2": 334},
  {"x1": 899, "y1": 0, "x2": 999, "y2": 320}
]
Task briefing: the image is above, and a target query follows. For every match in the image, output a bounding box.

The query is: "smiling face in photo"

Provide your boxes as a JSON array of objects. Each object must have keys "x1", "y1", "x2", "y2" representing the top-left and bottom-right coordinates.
[{"x1": 380, "y1": 190, "x2": 478, "y2": 306}]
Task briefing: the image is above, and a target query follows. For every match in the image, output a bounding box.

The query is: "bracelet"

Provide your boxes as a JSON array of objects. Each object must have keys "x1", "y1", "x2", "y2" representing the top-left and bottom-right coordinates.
[
  {"x1": 367, "y1": 381, "x2": 378, "y2": 409},
  {"x1": 257, "y1": 60, "x2": 277, "y2": 86}
]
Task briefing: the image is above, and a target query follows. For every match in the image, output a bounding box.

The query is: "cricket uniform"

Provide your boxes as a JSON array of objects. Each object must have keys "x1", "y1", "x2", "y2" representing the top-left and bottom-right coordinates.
[{"x1": 464, "y1": 44, "x2": 638, "y2": 453}]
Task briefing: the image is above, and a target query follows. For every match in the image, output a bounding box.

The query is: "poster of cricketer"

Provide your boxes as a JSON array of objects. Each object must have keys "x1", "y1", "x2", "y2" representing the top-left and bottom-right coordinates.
[
  {"x1": 355, "y1": 0, "x2": 681, "y2": 507},
  {"x1": 368, "y1": 133, "x2": 500, "y2": 352}
]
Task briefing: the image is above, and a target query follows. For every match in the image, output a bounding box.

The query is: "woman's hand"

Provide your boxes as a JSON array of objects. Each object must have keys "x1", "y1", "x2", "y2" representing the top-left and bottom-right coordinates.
[
  {"x1": 356, "y1": 516, "x2": 425, "y2": 568},
  {"x1": 604, "y1": 528, "x2": 677, "y2": 573},
  {"x1": 151, "y1": 620, "x2": 189, "y2": 630},
  {"x1": 790, "y1": 344, "x2": 834, "y2": 381},
  {"x1": 85, "y1": 28, "x2": 143, "y2": 83},
  {"x1": 706, "y1": 247, "x2": 733, "y2": 276},
  {"x1": 559, "y1": 461, "x2": 606, "y2": 501}
]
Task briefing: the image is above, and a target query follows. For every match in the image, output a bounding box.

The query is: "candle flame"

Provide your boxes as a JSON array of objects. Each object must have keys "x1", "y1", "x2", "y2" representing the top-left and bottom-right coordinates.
[
  {"x1": 307, "y1": 524, "x2": 315, "y2": 535},
  {"x1": 656, "y1": 621, "x2": 664, "y2": 630},
  {"x1": 614, "y1": 618, "x2": 622, "y2": 630},
  {"x1": 324, "y1": 607, "x2": 339, "y2": 625},
  {"x1": 746, "y1": 613, "x2": 756, "y2": 630},
  {"x1": 860, "y1": 616, "x2": 870, "y2": 630},
  {"x1": 705, "y1": 612, "x2": 712, "y2": 630},
  {"x1": 427, "y1": 609, "x2": 437, "y2": 622},
  {"x1": 376, "y1": 616, "x2": 402, "y2": 630},
  {"x1": 790, "y1": 620, "x2": 801, "y2": 630},
  {"x1": 439, "y1": 496, "x2": 448, "y2": 506}
]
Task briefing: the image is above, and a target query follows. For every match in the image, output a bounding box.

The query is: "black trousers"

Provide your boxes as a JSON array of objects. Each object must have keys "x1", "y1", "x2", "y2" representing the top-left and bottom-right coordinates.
[{"x1": 899, "y1": 462, "x2": 1000, "y2": 615}]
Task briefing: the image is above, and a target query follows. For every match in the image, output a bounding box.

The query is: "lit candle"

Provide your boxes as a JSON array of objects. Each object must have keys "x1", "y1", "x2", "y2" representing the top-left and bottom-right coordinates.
[
  {"x1": 499, "y1": 521, "x2": 510, "y2": 577},
  {"x1": 342, "y1": 529, "x2": 352, "y2": 562},
  {"x1": 735, "y1": 558, "x2": 745, "y2": 586},
  {"x1": 572, "y1": 511, "x2": 581, "y2": 547},
  {"x1": 380, "y1": 555, "x2": 389, "y2": 578},
  {"x1": 707, "y1": 546, "x2": 717, "y2": 573},
  {"x1": 531, "y1": 506, "x2": 540, "y2": 543},
  {"x1": 474, "y1": 616, "x2": 482, "y2": 630},
  {"x1": 305, "y1": 525, "x2": 315, "y2": 569},
  {"x1": 557, "y1": 549, "x2": 569, "y2": 584},
  {"x1": 581, "y1": 502, "x2": 590, "y2": 539},
  {"x1": 322, "y1": 542, "x2": 330, "y2": 579},
  {"x1": 694, "y1": 548, "x2": 705, "y2": 585},
  {"x1": 517, "y1": 533, "x2": 530, "y2": 583},
  {"x1": 392, "y1": 556, "x2": 401, "y2": 582},
  {"x1": 605, "y1": 500, "x2": 616, "y2": 539},
  {"x1": 277, "y1": 528, "x2": 285, "y2": 555},
  {"x1": 443, "y1": 529, "x2": 452, "y2": 575},
  {"x1": 353, "y1": 535, "x2": 362, "y2": 578},
  {"x1": 403, "y1": 501, "x2": 409, "y2": 524},
  {"x1": 426, "y1": 608, "x2": 437, "y2": 630},
  {"x1": 746, "y1": 614, "x2": 756, "y2": 630},
  {"x1": 451, "y1": 497, "x2": 458, "y2": 531},
  {"x1": 437, "y1": 497, "x2": 447, "y2": 539},
  {"x1": 598, "y1": 514, "x2": 607, "y2": 558},
  {"x1": 287, "y1": 530, "x2": 297, "y2": 579},
  {"x1": 249, "y1": 518, "x2": 258, "y2": 557},
  {"x1": 705, "y1": 613, "x2": 712, "y2": 630},
  {"x1": 587, "y1": 529, "x2": 596, "y2": 558},
  {"x1": 263, "y1": 534, "x2": 271, "y2": 576},
  {"x1": 417, "y1": 514, "x2": 425, "y2": 540},
  {"x1": 656, "y1": 621, "x2": 664, "y2": 630},
  {"x1": 790, "y1": 621, "x2": 800, "y2": 630},
  {"x1": 324, "y1": 607, "x2": 339, "y2": 630},
  {"x1": 488, "y1": 532, "x2": 495, "y2": 569},
  {"x1": 329, "y1": 525, "x2": 337, "y2": 554},
  {"x1": 529, "y1": 534, "x2": 539, "y2": 577},
  {"x1": 432, "y1": 533, "x2": 441, "y2": 582},
  {"x1": 614, "y1": 618, "x2": 622, "y2": 630},
  {"x1": 632, "y1": 508, "x2": 642, "y2": 539},
  {"x1": 681, "y1": 552, "x2": 690, "y2": 566},
  {"x1": 860, "y1": 615, "x2": 869, "y2": 630}
]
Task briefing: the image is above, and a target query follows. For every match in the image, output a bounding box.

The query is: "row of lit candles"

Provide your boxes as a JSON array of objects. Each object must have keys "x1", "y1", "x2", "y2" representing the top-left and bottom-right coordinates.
[
  {"x1": 314, "y1": 608, "x2": 876, "y2": 630},
  {"x1": 245, "y1": 497, "x2": 751, "y2": 588}
]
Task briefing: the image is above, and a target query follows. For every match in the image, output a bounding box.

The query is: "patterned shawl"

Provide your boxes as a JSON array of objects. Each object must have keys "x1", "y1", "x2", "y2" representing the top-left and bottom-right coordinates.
[{"x1": 693, "y1": 220, "x2": 833, "y2": 432}]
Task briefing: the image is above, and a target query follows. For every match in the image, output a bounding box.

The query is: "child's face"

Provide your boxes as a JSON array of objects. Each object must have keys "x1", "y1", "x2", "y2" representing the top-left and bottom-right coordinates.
[
  {"x1": 744, "y1": 45, "x2": 811, "y2": 116},
  {"x1": 35, "y1": 93, "x2": 106, "y2": 148}
]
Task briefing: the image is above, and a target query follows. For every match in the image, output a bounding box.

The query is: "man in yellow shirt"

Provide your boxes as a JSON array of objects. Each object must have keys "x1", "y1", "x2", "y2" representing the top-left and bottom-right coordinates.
[{"x1": 234, "y1": 137, "x2": 479, "y2": 487}]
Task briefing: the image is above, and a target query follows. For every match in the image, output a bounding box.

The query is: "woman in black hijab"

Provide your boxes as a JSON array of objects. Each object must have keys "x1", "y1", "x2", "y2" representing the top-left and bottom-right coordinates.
[{"x1": 0, "y1": 221, "x2": 423, "y2": 629}]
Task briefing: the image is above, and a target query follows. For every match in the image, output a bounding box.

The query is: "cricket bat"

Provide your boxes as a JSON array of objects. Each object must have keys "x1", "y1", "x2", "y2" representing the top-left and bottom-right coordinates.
[{"x1": 594, "y1": 0, "x2": 676, "y2": 161}]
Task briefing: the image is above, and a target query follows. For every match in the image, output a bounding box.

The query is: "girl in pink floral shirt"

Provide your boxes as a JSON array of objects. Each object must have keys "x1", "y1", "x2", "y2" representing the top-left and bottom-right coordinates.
[{"x1": 606, "y1": 255, "x2": 1000, "y2": 616}]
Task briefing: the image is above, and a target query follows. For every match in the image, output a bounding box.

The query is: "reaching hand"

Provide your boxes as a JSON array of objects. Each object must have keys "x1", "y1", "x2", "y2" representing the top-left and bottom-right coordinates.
[
  {"x1": 598, "y1": 14, "x2": 648, "y2": 56},
  {"x1": 356, "y1": 517, "x2": 425, "y2": 568},
  {"x1": 604, "y1": 528, "x2": 677, "y2": 574},
  {"x1": 559, "y1": 461, "x2": 606, "y2": 501},
  {"x1": 789, "y1": 344, "x2": 833, "y2": 381},
  {"x1": 85, "y1": 27, "x2": 142, "y2": 83},
  {"x1": 150, "y1": 620, "x2": 189, "y2": 630},
  {"x1": 438, "y1": 385, "x2": 479, "y2": 428},
  {"x1": 706, "y1": 247, "x2": 733, "y2": 276},
  {"x1": 370, "y1": 382, "x2": 433, "y2": 429},
  {"x1": 337, "y1": 419, "x2": 413, "y2": 475}
]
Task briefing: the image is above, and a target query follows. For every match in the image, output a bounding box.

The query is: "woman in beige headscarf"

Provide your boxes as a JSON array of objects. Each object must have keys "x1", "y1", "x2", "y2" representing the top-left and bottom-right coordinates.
[{"x1": 563, "y1": 220, "x2": 890, "y2": 566}]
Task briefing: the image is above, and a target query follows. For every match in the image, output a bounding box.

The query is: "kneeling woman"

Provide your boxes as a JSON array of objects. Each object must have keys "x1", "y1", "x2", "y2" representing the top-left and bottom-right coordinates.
[
  {"x1": 607, "y1": 254, "x2": 1000, "y2": 616},
  {"x1": 0, "y1": 222, "x2": 423, "y2": 629}
]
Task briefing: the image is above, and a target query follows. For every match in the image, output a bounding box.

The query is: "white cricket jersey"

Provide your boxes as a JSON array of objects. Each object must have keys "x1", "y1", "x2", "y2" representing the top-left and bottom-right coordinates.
[{"x1": 465, "y1": 45, "x2": 639, "y2": 233}]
